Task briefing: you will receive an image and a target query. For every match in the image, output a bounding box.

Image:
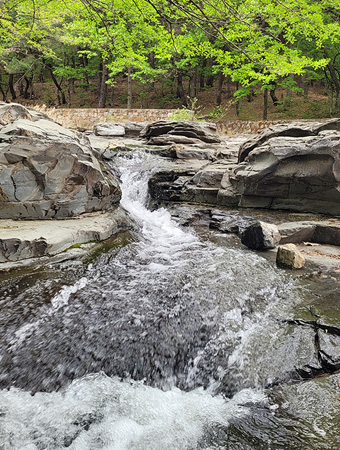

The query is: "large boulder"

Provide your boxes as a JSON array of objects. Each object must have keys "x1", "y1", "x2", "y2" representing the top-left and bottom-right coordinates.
[
  {"x1": 240, "y1": 221, "x2": 281, "y2": 250},
  {"x1": 0, "y1": 104, "x2": 121, "y2": 219},
  {"x1": 140, "y1": 120, "x2": 221, "y2": 145},
  {"x1": 231, "y1": 125, "x2": 340, "y2": 215}
]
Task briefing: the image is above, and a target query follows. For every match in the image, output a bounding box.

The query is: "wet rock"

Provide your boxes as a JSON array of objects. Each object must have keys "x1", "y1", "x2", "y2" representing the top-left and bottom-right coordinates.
[
  {"x1": 140, "y1": 120, "x2": 221, "y2": 145},
  {"x1": 94, "y1": 123, "x2": 125, "y2": 136},
  {"x1": 276, "y1": 244, "x2": 306, "y2": 269},
  {"x1": 166, "y1": 204, "x2": 212, "y2": 227},
  {"x1": 241, "y1": 221, "x2": 281, "y2": 250},
  {"x1": 0, "y1": 208, "x2": 130, "y2": 265},
  {"x1": 0, "y1": 105, "x2": 121, "y2": 219},
  {"x1": 318, "y1": 329, "x2": 340, "y2": 371}
]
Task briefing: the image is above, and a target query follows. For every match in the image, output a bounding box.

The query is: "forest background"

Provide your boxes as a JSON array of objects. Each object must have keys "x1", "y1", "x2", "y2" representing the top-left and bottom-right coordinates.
[{"x1": 1, "y1": 0, "x2": 340, "y2": 121}]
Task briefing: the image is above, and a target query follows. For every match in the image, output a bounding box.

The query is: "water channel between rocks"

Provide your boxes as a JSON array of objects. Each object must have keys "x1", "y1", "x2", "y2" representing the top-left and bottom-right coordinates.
[{"x1": 0, "y1": 151, "x2": 340, "y2": 449}]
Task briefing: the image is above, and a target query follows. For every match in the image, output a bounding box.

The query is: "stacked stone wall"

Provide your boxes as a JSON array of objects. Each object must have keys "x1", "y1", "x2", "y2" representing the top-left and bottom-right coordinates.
[{"x1": 34, "y1": 107, "x2": 324, "y2": 135}]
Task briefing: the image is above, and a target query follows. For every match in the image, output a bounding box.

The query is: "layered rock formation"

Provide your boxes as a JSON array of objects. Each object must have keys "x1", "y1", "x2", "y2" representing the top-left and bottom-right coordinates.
[
  {"x1": 0, "y1": 103, "x2": 121, "y2": 220},
  {"x1": 148, "y1": 119, "x2": 340, "y2": 217},
  {"x1": 233, "y1": 120, "x2": 340, "y2": 215},
  {"x1": 141, "y1": 120, "x2": 221, "y2": 146}
]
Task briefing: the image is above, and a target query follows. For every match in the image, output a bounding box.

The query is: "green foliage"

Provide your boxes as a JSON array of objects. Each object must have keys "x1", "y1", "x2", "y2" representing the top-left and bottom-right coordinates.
[
  {"x1": 1, "y1": 0, "x2": 340, "y2": 113},
  {"x1": 169, "y1": 107, "x2": 195, "y2": 121},
  {"x1": 207, "y1": 105, "x2": 229, "y2": 120}
]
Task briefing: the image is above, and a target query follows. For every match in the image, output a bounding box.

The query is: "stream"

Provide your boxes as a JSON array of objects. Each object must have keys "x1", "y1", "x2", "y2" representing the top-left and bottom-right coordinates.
[{"x1": 0, "y1": 151, "x2": 340, "y2": 449}]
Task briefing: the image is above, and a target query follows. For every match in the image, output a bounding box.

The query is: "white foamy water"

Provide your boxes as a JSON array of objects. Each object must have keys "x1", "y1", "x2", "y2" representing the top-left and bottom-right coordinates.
[{"x1": 0, "y1": 373, "x2": 266, "y2": 449}]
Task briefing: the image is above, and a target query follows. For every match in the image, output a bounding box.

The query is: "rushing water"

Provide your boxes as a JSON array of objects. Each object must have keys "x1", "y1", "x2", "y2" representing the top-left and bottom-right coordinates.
[{"x1": 0, "y1": 151, "x2": 340, "y2": 449}]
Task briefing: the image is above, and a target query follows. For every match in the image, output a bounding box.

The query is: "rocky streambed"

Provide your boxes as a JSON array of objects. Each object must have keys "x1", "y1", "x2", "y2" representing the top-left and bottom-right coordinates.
[{"x1": 1, "y1": 104, "x2": 340, "y2": 448}]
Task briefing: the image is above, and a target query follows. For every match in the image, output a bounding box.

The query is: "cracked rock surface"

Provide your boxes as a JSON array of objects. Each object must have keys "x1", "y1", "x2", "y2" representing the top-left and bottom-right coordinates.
[{"x1": 0, "y1": 103, "x2": 121, "y2": 220}]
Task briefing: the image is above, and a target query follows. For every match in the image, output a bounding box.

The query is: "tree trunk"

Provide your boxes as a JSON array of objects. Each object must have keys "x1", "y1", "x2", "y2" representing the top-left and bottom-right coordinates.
[
  {"x1": 206, "y1": 58, "x2": 214, "y2": 87},
  {"x1": 176, "y1": 68, "x2": 187, "y2": 106},
  {"x1": 270, "y1": 88, "x2": 279, "y2": 106},
  {"x1": 330, "y1": 85, "x2": 334, "y2": 116},
  {"x1": 216, "y1": 71, "x2": 224, "y2": 106},
  {"x1": 189, "y1": 66, "x2": 197, "y2": 99},
  {"x1": 303, "y1": 81, "x2": 309, "y2": 99},
  {"x1": 47, "y1": 67, "x2": 66, "y2": 104},
  {"x1": 8, "y1": 74, "x2": 16, "y2": 100},
  {"x1": 235, "y1": 82, "x2": 240, "y2": 117},
  {"x1": 0, "y1": 74, "x2": 7, "y2": 101},
  {"x1": 110, "y1": 85, "x2": 115, "y2": 106},
  {"x1": 127, "y1": 66, "x2": 133, "y2": 109},
  {"x1": 327, "y1": 62, "x2": 340, "y2": 109},
  {"x1": 18, "y1": 78, "x2": 24, "y2": 97},
  {"x1": 199, "y1": 59, "x2": 206, "y2": 89},
  {"x1": 247, "y1": 88, "x2": 254, "y2": 103},
  {"x1": 263, "y1": 88, "x2": 268, "y2": 120},
  {"x1": 29, "y1": 75, "x2": 34, "y2": 99},
  {"x1": 67, "y1": 80, "x2": 72, "y2": 108},
  {"x1": 149, "y1": 51, "x2": 155, "y2": 69},
  {"x1": 97, "y1": 62, "x2": 103, "y2": 95},
  {"x1": 206, "y1": 74, "x2": 214, "y2": 87},
  {"x1": 98, "y1": 60, "x2": 108, "y2": 108},
  {"x1": 23, "y1": 76, "x2": 32, "y2": 99},
  {"x1": 226, "y1": 75, "x2": 232, "y2": 98},
  {"x1": 80, "y1": 55, "x2": 89, "y2": 90},
  {"x1": 286, "y1": 75, "x2": 294, "y2": 107}
]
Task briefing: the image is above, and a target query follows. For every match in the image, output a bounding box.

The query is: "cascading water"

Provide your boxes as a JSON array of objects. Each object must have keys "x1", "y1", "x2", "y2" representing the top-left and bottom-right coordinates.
[{"x1": 0, "y1": 151, "x2": 339, "y2": 449}]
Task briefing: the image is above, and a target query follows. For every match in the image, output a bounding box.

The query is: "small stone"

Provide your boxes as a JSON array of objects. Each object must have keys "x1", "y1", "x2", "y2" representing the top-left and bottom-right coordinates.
[
  {"x1": 276, "y1": 244, "x2": 306, "y2": 269},
  {"x1": 241, "y1": 221, "x2": 281, "y2": 250}
]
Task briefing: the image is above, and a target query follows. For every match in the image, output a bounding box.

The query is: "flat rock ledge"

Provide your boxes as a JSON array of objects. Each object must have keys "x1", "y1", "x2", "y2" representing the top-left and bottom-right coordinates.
[{"x1": 0, "y1": 207, "x2": 130, "y2": 270}]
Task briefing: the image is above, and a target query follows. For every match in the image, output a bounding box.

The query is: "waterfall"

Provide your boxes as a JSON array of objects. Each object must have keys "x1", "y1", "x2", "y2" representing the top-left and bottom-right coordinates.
[{"x1": 0, "y1": 151, "x2": 333, "y2": 449}]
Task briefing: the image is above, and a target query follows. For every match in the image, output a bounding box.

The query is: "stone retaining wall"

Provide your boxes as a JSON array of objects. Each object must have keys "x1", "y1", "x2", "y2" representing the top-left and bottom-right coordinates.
[
  {"x1": 34, "y1": 106, "x2": 319, "y2": 135},
  {"x1": 216, "y1": 120, "x2": 289, "y2": 135},
  {"x1": 37, "y1": 108, "x2": 175, "y2": 130}
]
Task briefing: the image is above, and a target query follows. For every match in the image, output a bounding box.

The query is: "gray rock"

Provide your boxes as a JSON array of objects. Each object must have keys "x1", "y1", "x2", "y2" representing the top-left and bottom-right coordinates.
[
  {"x1": 140, "y1": 120, "x2": 221, "y2": 145},
  {"x1": 94, "y1": 123, "x2": 125, "y2": 136},
  {"x1": 277, "y1": 220, "x2": 340, "y2": 246},
  {"x1": 233, "y1": 132, "x2": 340, "y2": 215},
  {"x1": 278, "y1": 221, "x2": 317, "y2": 244},
  {"x1": 124, "y1": 121, "x2": 147, "y2": 136},
  {"x1": 241, "y1": 221, "x2": 281, "y2": 250},
  {"x1": 238, "y1": 118, "x2": 340, "y2": 163},
  {"x1": 0, "y1": 105, "x2": 121, "y2": 219},
  {"x1": 0, "y1": 101, "x2": 51, "y2": 126},
  {"x1": 0, "y1": 208, "x2": 130, "y2": 265}
]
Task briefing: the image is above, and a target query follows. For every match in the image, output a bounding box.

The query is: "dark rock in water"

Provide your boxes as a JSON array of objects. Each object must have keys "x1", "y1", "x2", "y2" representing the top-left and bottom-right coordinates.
[
  {"x1": 0, "y1": 103, "x2": 121, "y2": 219},
  {"x1": 140, "y1": 120, "x2": 221, "y2": 145},
  {"x1": 241, "y1": 221, "x2": 281, "y2": 250},
  {"x1": 318, "y1": 329, "x2": 340, "y2": 372}
]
